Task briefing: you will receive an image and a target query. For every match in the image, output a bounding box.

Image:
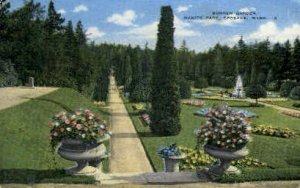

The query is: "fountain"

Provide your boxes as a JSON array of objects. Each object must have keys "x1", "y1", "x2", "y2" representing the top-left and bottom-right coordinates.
[{"x1": 232, "y1": 75, "x2": 245, "y2": 98}]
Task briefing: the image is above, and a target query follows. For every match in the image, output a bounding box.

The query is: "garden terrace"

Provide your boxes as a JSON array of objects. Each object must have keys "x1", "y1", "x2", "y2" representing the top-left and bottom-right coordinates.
[{"x1": 122, "y1": 95, "x2": 300, "y2": 181}]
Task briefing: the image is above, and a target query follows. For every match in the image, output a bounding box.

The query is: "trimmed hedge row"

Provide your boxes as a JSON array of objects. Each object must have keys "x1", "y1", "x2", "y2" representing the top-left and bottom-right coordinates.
[{"x1": 219, "y1": 168, "x2": 300, "y2": 183}]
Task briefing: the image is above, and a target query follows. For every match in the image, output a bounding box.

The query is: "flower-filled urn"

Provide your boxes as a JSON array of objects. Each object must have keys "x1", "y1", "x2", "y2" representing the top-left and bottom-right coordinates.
[
  {"x1": 48, "y1": 109, "x2": 111, "y2": 175},
  {"x1": 196, "y1": 103, "x2": 251, "y2": 180}
]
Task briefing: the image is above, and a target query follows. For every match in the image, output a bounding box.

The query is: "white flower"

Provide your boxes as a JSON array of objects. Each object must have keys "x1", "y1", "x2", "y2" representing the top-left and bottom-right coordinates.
[
  {"x1": 71, "y1": 115, "x2": 76, "y2": 120},
  {"x1": 55, "y1": 122, "x2": 60, "y2": 127},
  {"x1": 217, "y1": 141, "x2": 221, "y2": 145},
  {"x1": 82, "y1": 134, "x2": 86, "y2": 138},
  {"x1": 100, "y1": 124, "x2": 105, "y2": 129},
  {"x1": 66, "y1": 127, "x2": 72, "y2": 131},
  {"x1": 88, "y1": 116, "x2": 93, "y2": 120},
  {"x1": 53, "y1": 132, "x2": 58, "y2": 136}
]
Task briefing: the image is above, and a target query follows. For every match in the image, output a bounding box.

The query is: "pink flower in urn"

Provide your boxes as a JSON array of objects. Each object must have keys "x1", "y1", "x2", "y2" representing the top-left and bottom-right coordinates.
[{"x1": 76, "y1": 124, "x2": 83, "y2": 130}]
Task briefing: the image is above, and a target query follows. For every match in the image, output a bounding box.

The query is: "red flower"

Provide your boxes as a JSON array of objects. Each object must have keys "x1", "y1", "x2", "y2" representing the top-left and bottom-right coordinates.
[
  {"x1": 48, "y1": 136, "x2": 52, "y2": 141},
  {"x1": 60, "y1": 128, "x2": 65, "y2": 132}
]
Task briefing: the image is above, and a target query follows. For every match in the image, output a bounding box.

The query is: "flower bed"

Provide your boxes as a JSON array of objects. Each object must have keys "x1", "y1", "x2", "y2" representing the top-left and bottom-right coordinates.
[
  {"x1": 182, "y1": 100, "x2": 205, "y2": 107},
  {"x1": 194, "y1": 107, "x2": 256, "y2": 118},
  {"x1": 252, "y1": 125, "x2": 296, "y2": 138},
  {"x1": 179, "y1": 146, "x2": 268, "y2": 170},
  {"x1": 48, "y1": 109, "x2": 110, "y2": 148},
  {"x1": 132, "y1": 103, "x2": 145, "y2": 111},
  {"x1": 140, "y1": 113, "x2": 151, "y2": 126},
  {"x1": 282, "y1": 110, "x2": 300, "y2": 118}
]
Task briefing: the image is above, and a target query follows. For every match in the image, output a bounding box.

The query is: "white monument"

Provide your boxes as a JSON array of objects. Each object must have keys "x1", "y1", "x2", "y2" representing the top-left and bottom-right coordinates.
[{"x1": 232, "y1": 75, "x2": 245, "y2": 98}]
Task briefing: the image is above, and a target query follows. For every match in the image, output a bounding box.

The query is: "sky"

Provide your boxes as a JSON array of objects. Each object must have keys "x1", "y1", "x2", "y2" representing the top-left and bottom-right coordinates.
[{"x1": 9, "y1": 0, "x2": 300, "y2": 52}]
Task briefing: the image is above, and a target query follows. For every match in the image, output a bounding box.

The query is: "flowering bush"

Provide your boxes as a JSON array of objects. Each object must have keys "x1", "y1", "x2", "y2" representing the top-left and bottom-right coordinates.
[
  {"x1": 197, "y1": 104, "x2": 251, "y2": 149},
  {"x1": 252, "y1": 125, "x2": 295, "y2": 138},
  {"x1": 158, "y1": 144, "x2": 183, "y2": 158},
  {"x1": 141, "y1": 113, "x2": 151, "y2": 126},
  {"x1": 48, "y1": 109, "x2": 110, "y2": 148}
]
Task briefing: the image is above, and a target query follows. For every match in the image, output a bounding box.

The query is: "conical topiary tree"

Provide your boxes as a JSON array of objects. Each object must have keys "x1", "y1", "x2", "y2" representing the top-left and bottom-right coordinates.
[{"x1": 150, "y1": 6, "x2": 181, "y2": 136}]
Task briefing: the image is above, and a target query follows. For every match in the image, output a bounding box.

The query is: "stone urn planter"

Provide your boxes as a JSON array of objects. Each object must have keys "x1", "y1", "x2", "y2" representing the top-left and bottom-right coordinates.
[
  {"x1": 57, "y1": 139, "x2": 109, "y2": 175},
  {"x1": 162, "y1": 155, "x2": 184, "y2": 172},
  {"x1": 201, "y1": 144, "x2": 248, "y2": 180}
]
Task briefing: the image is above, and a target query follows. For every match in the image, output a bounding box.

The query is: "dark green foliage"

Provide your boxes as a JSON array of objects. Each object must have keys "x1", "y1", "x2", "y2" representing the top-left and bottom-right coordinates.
[
  {"x1": 194, "y1": 77, "x2": 208, "y2": 91},
  {"x1": 178, "y1": 78, "x2": 191, "y2": 99},
  {"x1": 246, "y1": 84, "x2": 267, "y2": 104},
  {"x1": 280, "y1": 81, "x2": 297, "y2": 97},
  {"x1": 219, "y1": 168, "x2": 300, "y2": 183},
  {"x1": 289, "y1": 86, "x2": 300, "y2": 100},
  {"x1": 292, "y1": 103, "x2": 300, "y2": 108},
  {"x1": 130, "y1": 77, "x2": 152, "y2": 102},
  {"x1": 0, "y1": 59, "x2": 18, "y2": 87},
  {"x1": 293, "y1": 38, "x2": 300, "y2": 82},
  {"x1": 267, "y1": 81, "x2": 280, "y2": 91},
  {"x1": 150, "y1": 6, "x2": 181, "y2": 136}
]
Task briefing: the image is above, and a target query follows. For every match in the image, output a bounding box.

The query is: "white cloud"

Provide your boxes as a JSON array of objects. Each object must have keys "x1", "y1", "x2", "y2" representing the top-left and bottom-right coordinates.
[
  {"x1": 229, "y1": 21, "x2": 300, "y2": 45},
  {"x1": 176, "y1": 5, "x2": 192, "y2": 13},
  {"x1": 247, "y1": 21, "x2": 300, "y2": 43},
  {"x1": 174, "y1": 16, "x2": 200, "y2": 37},
  {"x1": 107, "y1": 10, "x2": 137, "y2": 26},
  {"x1": 73, "y1": 4, "x2": 88, "y2": 13},
  {"x1": 196, "y1": 7, "x2": 256, "y2": 26},
  {"x1": 86, "y1": 27, "x2": 105, "y2": 40},
  {"x1": 121, "y1": 16, "x2": 200, "y2": 39},
  {"x1": 122, "y1": 21, "x2": 157, "y2": 39},
  {"x1": 57, "y1": 9, "x2": 66, "y2": 14}
]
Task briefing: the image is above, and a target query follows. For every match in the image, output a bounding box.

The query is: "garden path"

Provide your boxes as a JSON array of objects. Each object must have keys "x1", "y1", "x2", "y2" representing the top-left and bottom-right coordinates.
[
  {"x1": 108, "y1": 75, "x2": 153, "y2": 173},
  {"x1": 0, "y1": 87, "x2": 58, "y2": 111}
]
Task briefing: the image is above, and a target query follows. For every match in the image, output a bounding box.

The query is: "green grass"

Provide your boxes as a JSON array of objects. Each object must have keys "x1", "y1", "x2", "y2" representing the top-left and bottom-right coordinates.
[
  {"x1": 0, "y1": 88, "x2": 110, "y2": 183},
  {"x1": 122, "y1": 96, "x2": 300, "y2": 179},
  {"x1": 264, "y1": 99, "x2": 300, "y2": 110}
]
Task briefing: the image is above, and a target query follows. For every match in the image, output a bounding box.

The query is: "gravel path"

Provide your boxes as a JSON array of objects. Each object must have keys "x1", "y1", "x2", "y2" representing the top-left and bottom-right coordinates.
[
  {"x1": 108, "y1": 76, "x2": 153, "y2": 173},
  {"x1": 0, "y1": 87, "x2": 58, "y2": 111}
]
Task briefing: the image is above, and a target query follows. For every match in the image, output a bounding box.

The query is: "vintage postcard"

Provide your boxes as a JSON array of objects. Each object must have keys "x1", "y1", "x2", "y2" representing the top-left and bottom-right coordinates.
[{"x1": 1, "y1": 0, "x2": 300, "y2": 186}]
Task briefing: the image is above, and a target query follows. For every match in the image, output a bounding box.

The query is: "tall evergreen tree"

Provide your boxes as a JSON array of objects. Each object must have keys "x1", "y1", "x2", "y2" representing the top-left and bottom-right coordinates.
[
  {"x1": 293, "y1": 38, "x2": 300, "y2": 82},
  {"x1": 150, "y1": 6, "x2": 181, "y2": 136}
]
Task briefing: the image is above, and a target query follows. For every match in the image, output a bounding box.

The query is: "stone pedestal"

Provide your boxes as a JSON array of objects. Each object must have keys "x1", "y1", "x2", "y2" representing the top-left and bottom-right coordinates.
[
  {"x1": 28, "y1": 77, "x2": 34, "y2": 88},
  {"x1": 57, "y1": 139, "x2": 108, "y2": 175},
  {"x1": 201, "y1": 144, "x2": 248, "y2": 180},
  {"x1": 162, "y1": 155, "x2": 184, "y2": 172}
]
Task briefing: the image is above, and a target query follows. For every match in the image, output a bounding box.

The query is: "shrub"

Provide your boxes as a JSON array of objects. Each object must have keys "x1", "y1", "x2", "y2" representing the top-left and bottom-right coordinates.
[
  {"x1": 280, "y1": 81, "x2": 297, "y2": 97},
  {"x1": 267, "y1": 81, "x2": 280, "y2": 91},
  {"x1": 219, "y1": 168, "x2": 300, "y2": 183},
  {"x1": 178, "y1": 78, "x2": 191, "y2": 99},
  {"x1": 246, "y1": 84, "x2": 267, "y2": 105},
  {"x1": 289, "y1": 86, "x2": 300, "y2": 100},
  {"x1": 0, "y1": 59, "x2": 18, "y2": 87},
  {"x1": 130, "y1": 78, "x2": 151, "y2": 102},
  {"x1": 292, "y1": 103, "x2": 300, "y2": 108},
  {"x1": 194, "y1": 77, "x2": 208, "y2": 91}
]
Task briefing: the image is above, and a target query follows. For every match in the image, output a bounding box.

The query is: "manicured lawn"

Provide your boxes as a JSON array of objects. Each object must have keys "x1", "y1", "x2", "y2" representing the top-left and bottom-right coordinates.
[
  {"x1": 264, "y1": 99, "x2": 300, "y2": 111},
  {"x1": 0, "y1": 88, "x2": 109, "y2": 183},
  {"x1": 123, "y1": 96, "x2": 300, "y2": 178}
]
